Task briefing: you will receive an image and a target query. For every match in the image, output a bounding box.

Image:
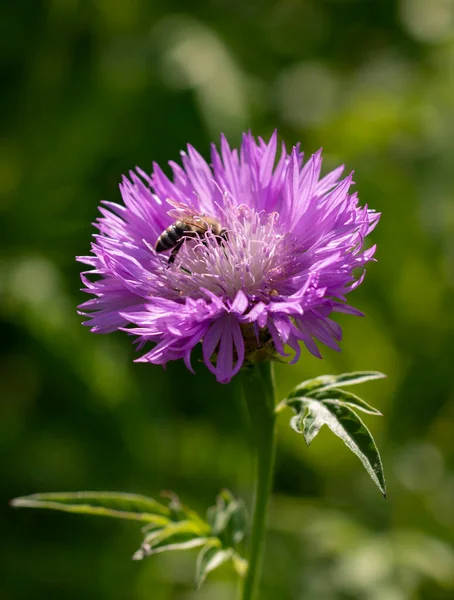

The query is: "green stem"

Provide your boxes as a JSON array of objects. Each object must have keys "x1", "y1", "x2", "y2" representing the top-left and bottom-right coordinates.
[{"x1": 241, "y1": 362, "x2": 277, "y2": 600}]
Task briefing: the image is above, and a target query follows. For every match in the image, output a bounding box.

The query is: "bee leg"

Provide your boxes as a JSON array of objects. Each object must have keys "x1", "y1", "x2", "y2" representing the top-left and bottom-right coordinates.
[
  {"x1": 168, "y1": 240, "x2": 184, "y2": 265},
  {"x1": 219, "y1": 229, "x2": 229, "y2": 245}
]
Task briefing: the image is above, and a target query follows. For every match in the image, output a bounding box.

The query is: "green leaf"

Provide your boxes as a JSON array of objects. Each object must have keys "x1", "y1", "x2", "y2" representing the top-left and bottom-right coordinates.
[
  {"x1": 195, "y1": 544, "x2": 233, "y2": 589},
  {"x1": 290, "y1": 398, "x2": 386, "y2": 496},
  {"x1": 207, "y1": 489, "x2": 248, "y2": 547},
  {"x1": 160, "y1": 491, "x2": 210, "y2": 532},
  {"x1": 188, "y1": 490, "x2": 249, "y2": 589},
  {"x1": 134, "y1": 536, "x2": 213, "y2": 560},
  {"x1": 225, "y1": 498, "x2": 248, "y2": 545},
  {"x1": 286, "y1": 371, "x2": 386, "y2": 400},
  {"x1": 10, "y1": 491, "x2": 171, "y2": 525},
  {"x1": 207, "y1": 489, "x2": 234, "y2": 532},
  {"x1": 232, "y1": 552, "x2": 248, "y2": 577},
  {"x1": 290, "y1": 404, "x2": 322, "y2": 443},
  {"x1": 306, "y1": 387, "x2": 383, "y2": 415},
  {"x1": 141, "y1": 522, "x2": 164, "y2": 534},
  {"x1": 142, "y1": 519, "x2": 208, "y2": 546},
  {"x1": 134, "y1": 519, "x2": 217, "y2": 560},
  {"x1": 12, "y1": 488, "x2": 249, "y2": 586}
]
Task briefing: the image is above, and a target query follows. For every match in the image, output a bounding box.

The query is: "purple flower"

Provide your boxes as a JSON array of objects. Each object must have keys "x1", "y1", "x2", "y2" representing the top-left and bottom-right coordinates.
[{"x1": 78, "y1": 132, "x2": 379, "y2": 383}]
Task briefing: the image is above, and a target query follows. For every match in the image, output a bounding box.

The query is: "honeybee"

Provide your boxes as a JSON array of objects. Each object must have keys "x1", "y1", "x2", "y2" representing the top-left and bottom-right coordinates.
[{"x1": 155, "y1": 200, "x2": 228, "y2": 264}]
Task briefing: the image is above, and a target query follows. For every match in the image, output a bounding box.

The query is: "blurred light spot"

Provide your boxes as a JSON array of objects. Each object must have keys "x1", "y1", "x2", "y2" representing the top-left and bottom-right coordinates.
[
  {"x1": 335, "y1": 538, "x2": 392, "y2": 590},
  {"x1": 3, "y1": 256, "x2": 135, "y2": 407},
  {"x1": 276, "y1": 62, "x2": 339, "y2": 127},
  {"x1": 9, "y1": 256, "x2": 61, "y2": 306},
  {"x1": 336, "y1": 531, "x2": 454, "y2": 595},
  {"x1": 400, "y1": 0, "x2": 454, "y2": 42},
  {"x1": 353, "y1": 53, "x2": 414, "y2": 95},
  {"x1": 152, "y1": 16, "x2": 248, "y2": 137},
  {"x1": 394, "y1": 442, "x2": 444, "y2": 492},
  {"x1": 394, "y1": 531, "x2": 454, "y2": 586},
  {"x1": 301, "y1": 571, "x2": 336, "y2": 598},
  {"x1": 303, "y1": 510, "x2": 364, "y2": 553},
  {"x1": 368, "y1": 587, "x2": 407, "y2": 600},
  {"x1": 427, "y1": 474, "x2": 454, "y2": 527}
]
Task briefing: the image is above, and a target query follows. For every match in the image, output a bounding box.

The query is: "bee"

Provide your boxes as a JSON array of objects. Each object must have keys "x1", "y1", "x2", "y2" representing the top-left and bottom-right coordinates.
[{"x1": 155, "y1": 200, "x2": 228, "y2": 264}]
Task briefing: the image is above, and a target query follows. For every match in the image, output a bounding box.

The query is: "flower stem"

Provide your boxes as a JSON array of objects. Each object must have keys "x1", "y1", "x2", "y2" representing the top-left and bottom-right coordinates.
[{"x1": 241, "y1": 362, "x2": 277, "y2": 600}]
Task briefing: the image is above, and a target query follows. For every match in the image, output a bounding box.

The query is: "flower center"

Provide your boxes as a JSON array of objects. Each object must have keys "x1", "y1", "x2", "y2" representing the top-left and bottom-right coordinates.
[{"x1": 157, "y1": 204, "x2": 298, "y2": 302}]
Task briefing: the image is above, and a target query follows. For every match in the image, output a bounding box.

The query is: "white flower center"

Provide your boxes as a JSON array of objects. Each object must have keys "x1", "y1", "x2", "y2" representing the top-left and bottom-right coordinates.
[{"x1": 158, "y1": 204, "x2": 298, "y2": 302}]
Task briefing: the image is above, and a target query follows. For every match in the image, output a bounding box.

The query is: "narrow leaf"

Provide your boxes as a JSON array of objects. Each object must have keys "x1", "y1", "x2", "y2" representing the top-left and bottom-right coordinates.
[
  {"x1": 287, "y1": 375, "x2": 337, "y2": 398},
  {"x1": 301, "y1": 404, "x2": 323, "y2": 445},
  {"x1": 226, "y1": 499, "x2": 248, "y2": 545},
  {"x1": 307, "y1": 387, "x2": 383, "y2": 415},
  {"x1": 287, "y1": 371, "x2": 386, "y2": 399},
  {"x1": 195, "y1": 544, "x2": 233, "y2": 589},
  {"x1": 142, "y1": 519, "x2": 207, "y2": 546},
  {"x1": 135, "y1": 519, "x2": 217, "y2": 560},
  {"x1": 212, "y1": 499, "x2": 247, "y2": 545},
  {"x1": 134, "y1": 535, "x2": 214, "y2": 560},
  {"x1": 322, "y1": 371, "x2": 386, "y2": 389},
  {"x1": 290, "y1": 403, "x2": 323, "y2": 443},
  {"x1": 298, "y1": 399, "x2": 386, "y2": 496},
  {"x1": 289, "y1": 413, "x2": 304, "y2": 434},
  {"x1": 232, "y1": 553, "x2": 248, "y2": 578},
  {"x1": 10, "y1": 491, "x2": 171, "y2": 524},
  {"x1": 207, "y1": 490, "x2": 248, "y2": 547},
  {"x1": 161, "y1": 491, "x2": 209, "y2": 531},
  {"x1": 141, "y1": 522, "x2": 164, "y2": 534}
]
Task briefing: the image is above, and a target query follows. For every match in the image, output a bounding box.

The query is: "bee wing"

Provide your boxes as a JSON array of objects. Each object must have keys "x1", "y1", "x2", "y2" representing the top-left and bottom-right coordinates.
[
  {"x1": 182, "y1": 215, "x2": 211, "y2": 231},
  {"x1": 165, "y1": 198, "x2": 191, "y2": 211},
  {"x1": 166, "y1": 211, "x2": 208, "y2": 232},
  {"x1": 165, "y1": 198, "x2": 202, "y2": 222},
  {"x1": 167, "y1": 208, "x2": 192, "y2": 220},
  {"x1": 164, "y1": 198, "x2": 213, "y2": 231}
]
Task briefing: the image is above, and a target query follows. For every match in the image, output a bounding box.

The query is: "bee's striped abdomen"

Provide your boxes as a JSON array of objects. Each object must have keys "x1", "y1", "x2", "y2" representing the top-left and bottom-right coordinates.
[
  {"x1": 155, "y1": 221, "x2": 192, "y2": 252},
  {"x1": 155, "y1": 215, "x2": 225, "y2": 264}
]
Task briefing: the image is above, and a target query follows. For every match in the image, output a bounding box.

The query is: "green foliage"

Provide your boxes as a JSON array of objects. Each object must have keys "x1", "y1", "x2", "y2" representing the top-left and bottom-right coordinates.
[
  {"x1": 281, "y1": 372, "x2": 386, "y2": 496},
  {"x1": 285, "y1": 371, "x2": 386, "y2": 399},
  {"x1": 133, "y1": 521, "x2": 213, "y2": 560},
  {"x1": 206, "y1": 489, "x2": 248, "y2": 548},
  {"x1": 11, "y1": 489, "x2": 248, "y2": 590},
  {"x1": 194, "y1": 490, "x2": 248, "y2": 589},
  {"x1": 195, "y1": 544, "x2": 234, "y2": 590},
  {"x1": 3, "y1": 0, "x2": 454, "y2": 597},
  {"x1": 10, "y1": 491, "x2": 171, "y2": 524}
]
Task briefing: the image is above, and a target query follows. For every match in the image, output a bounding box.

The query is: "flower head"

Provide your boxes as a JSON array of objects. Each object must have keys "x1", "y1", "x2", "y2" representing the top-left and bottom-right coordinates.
[{"x1": 78, "y1": 132, "x2": 379, "y2": 383}]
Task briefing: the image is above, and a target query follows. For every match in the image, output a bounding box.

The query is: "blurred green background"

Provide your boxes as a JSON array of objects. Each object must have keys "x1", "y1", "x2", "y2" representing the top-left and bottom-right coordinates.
[{"x1": 2, "y1": 0, "x2": 454, "y2": 598}]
